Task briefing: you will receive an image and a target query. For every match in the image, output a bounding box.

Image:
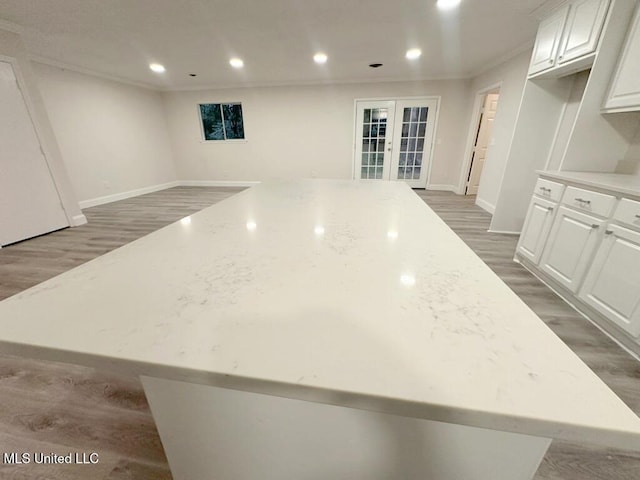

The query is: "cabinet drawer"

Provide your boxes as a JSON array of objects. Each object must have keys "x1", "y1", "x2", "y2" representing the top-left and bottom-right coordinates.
[
  {"x1": 562, "y1": 186, "x2": 616, "y2": 217},
  {"x1": 534, "y1": 178, "x2": 565, "y2": 202},
  {"x1": 613, "y1": 198, "x2": 640, "y2": 230}
]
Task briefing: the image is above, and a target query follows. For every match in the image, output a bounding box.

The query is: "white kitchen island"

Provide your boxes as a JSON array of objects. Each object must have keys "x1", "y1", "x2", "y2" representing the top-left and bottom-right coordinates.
[{"x1": 1, "y1": 180, "x2": 640, "y2": 480}]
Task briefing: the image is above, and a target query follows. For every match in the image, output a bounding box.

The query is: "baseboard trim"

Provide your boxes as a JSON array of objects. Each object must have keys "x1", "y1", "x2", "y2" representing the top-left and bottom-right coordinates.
[
  {"x1": 475, "y1": 197, "x2": 495, "y2": 214},
  {"x1": 71, "y1": 214, "x2": 88, "y2": 226},
  {"x1": 426, "y1": 184, "x2": 456, "y2": 192},
  {"x1": 516, "y1": 256, "x2": 640, "y2": 361},
  {"x1": 79, "y1": 181, "x2": 181, "y2": 209},
  {"x1": 180, "y1": 180, "x2": 260, "y2": 187}
]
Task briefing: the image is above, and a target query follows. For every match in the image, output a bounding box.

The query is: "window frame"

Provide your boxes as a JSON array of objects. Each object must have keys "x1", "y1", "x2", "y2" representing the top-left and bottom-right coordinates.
[{"x1": 198, "y1": 102, "x2": 247, "y2": 143}]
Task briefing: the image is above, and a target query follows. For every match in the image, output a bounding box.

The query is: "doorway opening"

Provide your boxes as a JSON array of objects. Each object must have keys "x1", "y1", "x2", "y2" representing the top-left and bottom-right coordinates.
[{"x1": 464, "y1": 88, "x2": 500, "y2": 196}]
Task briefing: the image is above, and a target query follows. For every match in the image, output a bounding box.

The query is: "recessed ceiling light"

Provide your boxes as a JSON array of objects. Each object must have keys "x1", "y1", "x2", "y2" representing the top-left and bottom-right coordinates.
[
  {"x1": 400, "y1": 274, "x2": 416, "y2": 287},
  {"x1": 313, "y1": 53, "x2": 328, "y2": 64},
  {"x1": 437, "y1": 0, "x2": 461, "y2": 10},
  {"x1": 230, "y1": 58, "x2": 244, "y2": 68},
  {"x1": 406, "y1": 48, "x2": 422, "y2": 60},
  {"x1": 149, "y1": 63, "x2": 166, "y2": 73}
]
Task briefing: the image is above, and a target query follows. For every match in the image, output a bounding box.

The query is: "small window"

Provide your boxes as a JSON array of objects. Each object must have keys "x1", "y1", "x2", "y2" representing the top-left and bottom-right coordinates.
[{"x1": 199, "y1": 103, "x2": 245, "y2": 141}]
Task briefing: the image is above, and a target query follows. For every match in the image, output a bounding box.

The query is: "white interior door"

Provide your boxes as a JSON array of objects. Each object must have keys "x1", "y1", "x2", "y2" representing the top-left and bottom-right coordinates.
[
  {"x1": 0, "y1": 60, "x2": 69, "y2": 246},
  {"x1": 466, "y1": 93, "x2": 499, "y2": 195},
  {"x1": 355, "y1": 98, "x2": 437, "y2": 188}
]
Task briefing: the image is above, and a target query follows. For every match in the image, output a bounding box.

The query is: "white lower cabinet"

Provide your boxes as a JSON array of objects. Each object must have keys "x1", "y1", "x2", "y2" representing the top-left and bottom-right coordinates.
[
  {"x1": 579, "y1": 224, "x2": 640, "y2": 337},
  {"x1": 539, "y1": 206, "x2": 604, "y2": 293},
  {"x1": 517, "y1": 196, "x2": 557, "y2": 264},
  {"x1": 516, "y1": 174, "x2": 640, "y2": 352}
]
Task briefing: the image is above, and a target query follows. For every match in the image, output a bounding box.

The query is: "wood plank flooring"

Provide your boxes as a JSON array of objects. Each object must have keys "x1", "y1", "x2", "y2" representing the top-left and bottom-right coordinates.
[{"x1": 0, "y1": 186, "x2": 638, "y2": 480}]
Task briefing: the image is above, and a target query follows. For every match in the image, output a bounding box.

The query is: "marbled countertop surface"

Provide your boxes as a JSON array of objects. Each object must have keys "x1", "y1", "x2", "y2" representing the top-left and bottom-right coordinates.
[
  {"x1": 538, "y1": 170, "x2": 640, "y2": 197},
  {"x1": 1, "y1": 180, "x2": 640, "y2": 449}
]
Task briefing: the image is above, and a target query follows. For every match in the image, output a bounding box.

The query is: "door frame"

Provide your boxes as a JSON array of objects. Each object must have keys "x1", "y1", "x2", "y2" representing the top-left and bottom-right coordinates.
[
  {"x1": 457, "y1": 82, "x2": 502, "y2": 195},
  {"x1": 352, "y1": 96, "x2": 440, "y2": 188}
]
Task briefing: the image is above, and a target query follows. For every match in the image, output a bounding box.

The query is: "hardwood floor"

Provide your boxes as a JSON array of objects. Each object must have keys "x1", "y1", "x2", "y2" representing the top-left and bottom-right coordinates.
[{"x1": 0, "y1": 186, "x2": 638, "y2": 479}]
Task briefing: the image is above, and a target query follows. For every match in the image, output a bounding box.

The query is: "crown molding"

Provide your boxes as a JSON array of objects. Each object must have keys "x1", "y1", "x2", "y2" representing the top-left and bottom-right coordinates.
[
  {"x1": 159, "y1": 73, "x2": 471, "y2": 93},
  {"x1": 29, "y1": 54, "x2": 161, "y2": 91},
  {"x1": 467, "y1": 41, "x2": 534, "y2": 79}
]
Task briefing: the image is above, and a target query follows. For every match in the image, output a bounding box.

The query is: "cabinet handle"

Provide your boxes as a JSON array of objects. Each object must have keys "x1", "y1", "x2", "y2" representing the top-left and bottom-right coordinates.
[
  {"x1": 591, "y1": 224, "x2": 599, "y2": 229},
  {"x1": 547, "y1": 206, "x2": 554, "y2": 212},
  {"x1": 605, "y1": 230, "x2": 613, "y2": 235},
  {"x1": 539, "y1": 187, "x2": 551, "y2": 193},
  {"x1": 575, "y1": 198, "x2": 591, "y2": 205},
  {"x1": 635, "y1": 214, "x2": 640, "y2": 219},
  {"x1": 549, "y1": 59, "x2": 554, "y2": 64}
]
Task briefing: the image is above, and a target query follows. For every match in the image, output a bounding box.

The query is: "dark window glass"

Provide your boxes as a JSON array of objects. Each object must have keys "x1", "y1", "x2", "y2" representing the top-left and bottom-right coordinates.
[
  {"x1": 199, "y1": 104, "x2": 224, "y2": 140},
  {"x1": 222, "y1": 104, "x2": 245, "y2": 139},
  {"x1": 199, "y1": 103, "x2": 245, "y2": 140}
]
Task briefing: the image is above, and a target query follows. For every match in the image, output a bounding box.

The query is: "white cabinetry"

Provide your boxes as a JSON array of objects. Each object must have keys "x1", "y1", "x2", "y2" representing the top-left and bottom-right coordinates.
[
  {"x1": 539, "y1": 206, "x2": 604, "y2": 292},
  {"x1": 557, "y1": 0, "x2": 610, "y2": 65},
  {"x1": 516, "y1": 173, "x2": 640, "y2": 354},
  {"x1": 580, "y1": 224, "x2": 640, "y2": 337},
  {"x1": 517, "y1": 178, "x2": 565, "y2": 263},
  {"x1": 603, "y1": 3, "x2": 640, "y2": 112},
  {"x1": 517, "y1": 197, "x2": 557, "y2": 264},
  {"x1": 528, "y1": 0, "x2": 610, "y2": 77},
  {"x1": 529, "y1": 5, "x2": 570, "y2": 75}
]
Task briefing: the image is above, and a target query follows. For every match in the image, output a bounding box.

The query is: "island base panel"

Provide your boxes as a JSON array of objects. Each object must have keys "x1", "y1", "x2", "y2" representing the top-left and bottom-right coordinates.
[{"x1": 141, "y1": 376, "x2": 551, "y2": 480}]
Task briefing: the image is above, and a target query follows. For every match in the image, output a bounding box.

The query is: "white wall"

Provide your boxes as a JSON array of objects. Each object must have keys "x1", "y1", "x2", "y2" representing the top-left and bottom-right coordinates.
[
  {"x1": 33, "y1": 62, "x2": 177, "y2": 205},
  {"x1": 618, "y1": 116, "x2": 640, "y2": 174},
  {"x1": 464, "y1": 50, "x2": 531, "y2": 213},
  {"x1": 162, "y1": 80, "x2": 471, "y2": 190},
  {"x1": 0, "y1": 28, "x2": 84, "y2": 225}
]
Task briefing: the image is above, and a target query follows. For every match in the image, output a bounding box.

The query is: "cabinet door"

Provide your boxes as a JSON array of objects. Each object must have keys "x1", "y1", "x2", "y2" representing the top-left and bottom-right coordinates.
[
  {"x1": 604, "y1": 3, "x2": 640, "y2": 112},
  {"x1": 529, "y1": 5, "x2": 569, "y2": 75},
  {"x1": 557, "y1": 0, "x2": 609, "y2": 64},
  {"x1": 580, "y1": 224, "x2": 640, "y2": 337},
  {"x1": 517, "y1": 196, "x2": 557, "y2": 264},
  {"x1": 540, "y1": 206, "x2": 603, "y2": 293}
]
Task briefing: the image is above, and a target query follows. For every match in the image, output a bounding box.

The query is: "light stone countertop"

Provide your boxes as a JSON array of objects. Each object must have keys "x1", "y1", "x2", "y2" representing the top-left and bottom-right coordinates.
[
  {"x1": 1, "y1": 179, "x2": 640, "y2": 450},
  {"x1": 538, "y1": 170, "x2": 640, "y2": 197}
]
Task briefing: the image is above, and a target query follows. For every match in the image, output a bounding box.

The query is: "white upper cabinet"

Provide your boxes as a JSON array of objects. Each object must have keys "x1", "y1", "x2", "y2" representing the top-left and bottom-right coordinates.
[
  {"x1": 529, "y1": 5, "x2": 570, "y2": 75},
  {"x1": 528, "y1": 0, "x2": 610, "y2": 77},
  {"x1": 557, "y1": 0, "x2": 610, "y2": 65},
  {"x1": 603, "y1": 3, "x2": 640, "y2": 112}
]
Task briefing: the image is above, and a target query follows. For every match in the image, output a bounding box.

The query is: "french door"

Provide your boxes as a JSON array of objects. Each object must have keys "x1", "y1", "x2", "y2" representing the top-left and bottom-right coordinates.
[{"x1": 354, "y1": 98, "x2": 438, "y2": 188}]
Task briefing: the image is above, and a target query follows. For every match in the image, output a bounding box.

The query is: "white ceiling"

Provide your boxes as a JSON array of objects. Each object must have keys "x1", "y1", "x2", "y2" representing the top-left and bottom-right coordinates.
[{"x1": 0, "y1": 0, "x2": 560, "y2": 91}]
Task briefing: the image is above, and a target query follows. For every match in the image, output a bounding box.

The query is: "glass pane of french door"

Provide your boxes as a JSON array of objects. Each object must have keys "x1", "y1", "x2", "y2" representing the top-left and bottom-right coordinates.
[
  {"x1": 354, "y1": 100, "x2": 395, "y2": 181},
  {"x1": 389, "y1": 99, "x2": 438, "y2": 188}
]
